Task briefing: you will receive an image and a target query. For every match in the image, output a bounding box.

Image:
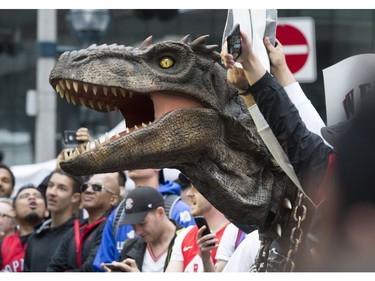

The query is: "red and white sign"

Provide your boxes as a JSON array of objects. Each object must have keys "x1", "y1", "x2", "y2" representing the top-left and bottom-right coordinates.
[{"x1": 277, "y1": 17, "x2": 317, "y2": 83}]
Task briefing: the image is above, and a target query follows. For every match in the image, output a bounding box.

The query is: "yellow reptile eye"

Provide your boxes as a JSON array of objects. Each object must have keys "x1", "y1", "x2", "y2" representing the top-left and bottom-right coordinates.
[{"x1": 159, "y1": 56, "x2": 174, "y2": 69}]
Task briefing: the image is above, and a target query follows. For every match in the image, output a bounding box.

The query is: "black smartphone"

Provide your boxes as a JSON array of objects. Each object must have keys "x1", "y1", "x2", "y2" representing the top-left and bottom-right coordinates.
[
  {"x1": 102, "y1": 262, "x2": 123, "y2": 272},
  {"x1": 63, "y1": 130, "x2": 78, "y2": 145},
  {"x1": 227, "y1": 23, "x2": 242, "y2": 61},
  {"x1": 194, "y1": 216, "x2": 211, "y2": 236}
]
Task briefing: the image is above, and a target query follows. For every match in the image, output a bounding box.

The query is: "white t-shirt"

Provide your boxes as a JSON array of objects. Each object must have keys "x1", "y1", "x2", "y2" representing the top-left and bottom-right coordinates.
[
  {"x1": 170, "y1": 224, "x2": 230, "y2": 272},
  {"x1": 142, "y1": 244, "x2": 168, "y2": 272},
  {"x1": 222, "y1": 230, "x2": 261, "y2": 272},
  {"x1": 215, "y1": 223, "x2": 243, "y2": 262}
]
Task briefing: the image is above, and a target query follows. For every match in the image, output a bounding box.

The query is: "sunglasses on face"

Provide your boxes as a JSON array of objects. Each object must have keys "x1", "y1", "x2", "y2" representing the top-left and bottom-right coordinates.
[{"x1": 80, "y1": 183, "x2": 116, "y2": 195}]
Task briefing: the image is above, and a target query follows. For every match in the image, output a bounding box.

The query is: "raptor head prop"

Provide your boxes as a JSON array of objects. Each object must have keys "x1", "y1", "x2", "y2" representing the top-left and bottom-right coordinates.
[{"x1": 49, "y1": 35, "x2": 296, "y2": 234}]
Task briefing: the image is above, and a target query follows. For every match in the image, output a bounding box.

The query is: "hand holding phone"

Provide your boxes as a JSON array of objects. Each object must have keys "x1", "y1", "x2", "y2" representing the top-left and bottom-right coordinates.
[
  {"x1": 63, "y1": 130, "x2": 85, "y2": 145},
  {"x1": 194, "y1": 216, "x2": 215, "y2": 247},
  {"x1": 101, "y1": 262, "x2": 123, "y2": 272},
  {"x1": 194, "y1": 216, "x2": 211, "y2": 236},
  {"x1": 227, "y1": 23, "x2": 242, "y2": 61}
]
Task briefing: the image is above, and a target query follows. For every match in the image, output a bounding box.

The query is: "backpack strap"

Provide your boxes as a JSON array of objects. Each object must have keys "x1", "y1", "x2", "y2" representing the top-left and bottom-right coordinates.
[
  {"x1": 163, "y1": 194, "x2": 180, "y2": 219},
  {"x1": 112, "y1": 199, "x2": 126, "y2": 238}
]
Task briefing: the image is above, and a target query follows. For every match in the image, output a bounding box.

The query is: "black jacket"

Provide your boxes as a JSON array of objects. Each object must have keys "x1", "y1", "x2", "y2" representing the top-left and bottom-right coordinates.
[
  {"x1": 46, "y1": 217, "x2": 106, "y2": 272},
  {"x1": 24, "y1": 217, "x2": 75, "y2": 272},
  {"x1": 249, "y1": 72, "x2": 333, "y2": 203}
]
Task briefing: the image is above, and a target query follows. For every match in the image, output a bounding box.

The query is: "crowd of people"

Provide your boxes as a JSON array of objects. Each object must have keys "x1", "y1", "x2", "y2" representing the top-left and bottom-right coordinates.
[{"x1": 1, "y1": 24, "x2": 375, "y2": 273}]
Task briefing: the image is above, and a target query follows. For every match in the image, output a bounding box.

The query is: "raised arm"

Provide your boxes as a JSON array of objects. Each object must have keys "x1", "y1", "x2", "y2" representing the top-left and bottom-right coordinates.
[{"x1": 221, "y1": 31, "x2": 332, "y2": 203}]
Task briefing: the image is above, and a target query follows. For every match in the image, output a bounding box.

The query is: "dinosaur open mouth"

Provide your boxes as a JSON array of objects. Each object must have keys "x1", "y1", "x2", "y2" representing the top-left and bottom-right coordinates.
[{"x1": 52, "y1": 78, "x2": 203, "y2": 159}]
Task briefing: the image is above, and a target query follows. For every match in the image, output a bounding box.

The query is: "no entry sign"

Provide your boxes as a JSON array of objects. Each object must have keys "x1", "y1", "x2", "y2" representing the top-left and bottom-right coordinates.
[{"x1": 277, "y1": 17, "x2": 317, "y2": 83}]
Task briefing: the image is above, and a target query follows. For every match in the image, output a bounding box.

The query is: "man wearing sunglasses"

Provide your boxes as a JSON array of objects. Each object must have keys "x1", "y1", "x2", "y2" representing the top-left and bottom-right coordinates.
[{"x1": 46, "y1": 172, "x2": 121, "y2": 272}]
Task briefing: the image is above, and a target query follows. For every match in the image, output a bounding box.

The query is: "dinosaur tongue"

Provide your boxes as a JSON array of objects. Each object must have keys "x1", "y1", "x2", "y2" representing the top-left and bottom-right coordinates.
[{"x1": 150, "y1": 92, "x2": 203, "y2": 120}]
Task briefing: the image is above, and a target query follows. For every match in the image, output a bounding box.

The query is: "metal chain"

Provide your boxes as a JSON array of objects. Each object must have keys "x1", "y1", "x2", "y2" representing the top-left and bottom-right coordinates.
[
  {"x1": 283, "y1": 191, "x2": 307, "y2": 271},
  {"x1": 255, "y1": 238, "x2": 272, "y2": 272}
]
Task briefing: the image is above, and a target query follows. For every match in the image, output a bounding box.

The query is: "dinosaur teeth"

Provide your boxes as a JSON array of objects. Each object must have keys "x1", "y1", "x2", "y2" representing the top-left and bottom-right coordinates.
[
  {"x1": 71, "y1": 95, "x2": 76, "y2": 105},
  {"x1": 73, "y1": 81, "x2": 79, "y2": 93},
  {"x1": 92, "y1": 85, "x2": 98, "y2": 95},
  {"x1": 79, "y1": 97, "x2": 86, "y2": 107},
  {"x1": 103, "y1": 87, "x2": 108, "y2": 96},
  {"x1": 83, "y1": 83, "x2": 89, "y2": 93},
  {"x1": 64, "y1": 149, "x2": 70, "y2": 160},
  {"x1": 86, "y1": 142, "x2": 90, "y2": 151},
  {"x1": 134, "y1": 125, "x2": 139, "y2": 130},
  {"x1": 89, "y1": 100, "x2": 94, "y2": 109},
  {"x1": 120, "y1": 89, "x2": 126, "y2": 98},
  {"x1": 59, "y1": 80, "x2": 66, "y2": 90},
  {"x1": 115, "y1": 132, "x2": 120, "y2": 139},
  {"x1": 95, "y1": 139, "x2": 101, "y2": 148},
  {"x1": 111, "y1": 87, "x2": 117, "y2": 97},
  {"x1": 72, "y1": 148, "x2": 80, "y2": 158},
  {"x1": 106, "y1": 105, "x2": 111, "y2": 112},
  {"x1": 58, "y1": 89, "x2": 65, "y2": 99},
  {"x1": 142, "y1": 123, "x2": 147, "y2": 128},
  {"x1": 65, "y1": 80, "x2": 71, "y2": 90},
  {"x1": 97, "y1": 102, "x2": 103, "y2": 110},
  {"x1": 126, "y1": 127, "x2": 130, "y2": 134},
  {"x1": 56, "y1": 83, "x2": 61, "y2": 94},
  {"x1": 65, "y1": 91, "x2": 71, "y2": 103},
  {"x1": 78, "y1": 144, "x2": 86, "y2": 154},
  {"x1": 128, "y1": 91, "x2": 133, "y2": 98}
]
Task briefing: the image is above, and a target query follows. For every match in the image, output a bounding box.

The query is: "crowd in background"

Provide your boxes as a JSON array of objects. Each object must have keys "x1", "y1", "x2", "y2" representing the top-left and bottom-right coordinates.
[{"x1": 1, "y1": 25, "x2": 375, "y2": 273}]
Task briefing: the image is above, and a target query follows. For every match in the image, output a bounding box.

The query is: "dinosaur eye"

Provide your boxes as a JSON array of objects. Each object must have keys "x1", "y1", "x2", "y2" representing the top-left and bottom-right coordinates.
[{"x1": 159, "y1": 56, "x2": 174, "y2": 69}]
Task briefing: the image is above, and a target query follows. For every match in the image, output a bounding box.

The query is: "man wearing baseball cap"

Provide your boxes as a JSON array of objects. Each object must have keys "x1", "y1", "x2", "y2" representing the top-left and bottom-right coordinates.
[{"x1": 101, "y1": 186, "x2": 183, "y2": 272}]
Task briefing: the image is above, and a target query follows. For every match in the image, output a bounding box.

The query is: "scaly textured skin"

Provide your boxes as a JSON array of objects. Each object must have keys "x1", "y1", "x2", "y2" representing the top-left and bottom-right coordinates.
[{"x1": 49, "y1": 35, "x2": 295, "y2": 233}]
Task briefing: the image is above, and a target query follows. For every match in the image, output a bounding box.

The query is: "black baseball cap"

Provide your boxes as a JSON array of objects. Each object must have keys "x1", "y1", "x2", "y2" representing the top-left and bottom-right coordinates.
[{"x1": 123, "y1": 186, "x2": 164, "y2": 225}]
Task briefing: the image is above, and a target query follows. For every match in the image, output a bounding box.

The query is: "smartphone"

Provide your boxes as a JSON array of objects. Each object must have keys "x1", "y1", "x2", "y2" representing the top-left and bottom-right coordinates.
[
  {"x1": 194, "y1": 216, "x2": 211, "y2": 236},
  {"x1": 63, "y1": 130, "x2": 78, "y2": 145},
  {"x1": 227, "y1": 23, "x2": 242, "y2": 61},
  {"x1": 102, "y1": 262, "x2": 123, "y2": 272}
]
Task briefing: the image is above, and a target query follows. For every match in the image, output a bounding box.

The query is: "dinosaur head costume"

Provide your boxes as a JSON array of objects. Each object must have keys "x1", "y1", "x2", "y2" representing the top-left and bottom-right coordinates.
[{"x1": 49, "y1": 35, "x2": 302, "y2": 256}]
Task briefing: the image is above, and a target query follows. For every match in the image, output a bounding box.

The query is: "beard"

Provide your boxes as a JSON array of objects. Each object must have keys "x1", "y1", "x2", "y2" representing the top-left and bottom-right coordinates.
[{"x1": 24, "y1": 212, "x2": 44, "y2": 225}]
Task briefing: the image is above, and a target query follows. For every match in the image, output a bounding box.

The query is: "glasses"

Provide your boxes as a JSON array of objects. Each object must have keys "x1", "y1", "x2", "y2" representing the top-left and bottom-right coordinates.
[
  {"x1": 81, "y1": 183, "x2": 116, "y2": 195},
  {"x1": 0, "y1": 212, "x2": 15, "y2": 219}
]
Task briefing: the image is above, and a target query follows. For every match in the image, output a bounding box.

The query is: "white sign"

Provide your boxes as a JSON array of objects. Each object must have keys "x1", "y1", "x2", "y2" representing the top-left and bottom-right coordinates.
[
  {"x1": 277, "y1": 17, "x2": 317, "y2": 83},
  {"x1": 323, "y1": 54, "x2": 375, "y2": 126}
]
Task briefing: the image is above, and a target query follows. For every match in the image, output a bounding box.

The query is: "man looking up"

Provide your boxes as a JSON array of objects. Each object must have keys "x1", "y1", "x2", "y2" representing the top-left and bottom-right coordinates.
[
  {"x1": 23, "y1": 169, "x2": 83, "y2": 271},
  {"x1": 46, "y1": 172, "x2": 120, "y2": 271},
  {"x1": 0, "y1": 185, "x2": 48, "y2": 272}
]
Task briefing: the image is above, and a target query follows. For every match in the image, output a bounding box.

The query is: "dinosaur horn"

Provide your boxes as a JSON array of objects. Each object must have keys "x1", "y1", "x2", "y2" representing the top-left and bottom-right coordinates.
[
  {"x1": 206, "y1": 44, "x2": 219, "y2": 52},
  {"x1": 139, "y1": 36, "x2": 153, "y2": 50},
  {"x1": 180, "y1": 34, "x2": 190, "y2": 43},
  {"x1": 211, "y1": 51, "x2": 222, "y2": 62},
  {"x1": 190, "y1": 35, "x2": 210, "y2": 49}
]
